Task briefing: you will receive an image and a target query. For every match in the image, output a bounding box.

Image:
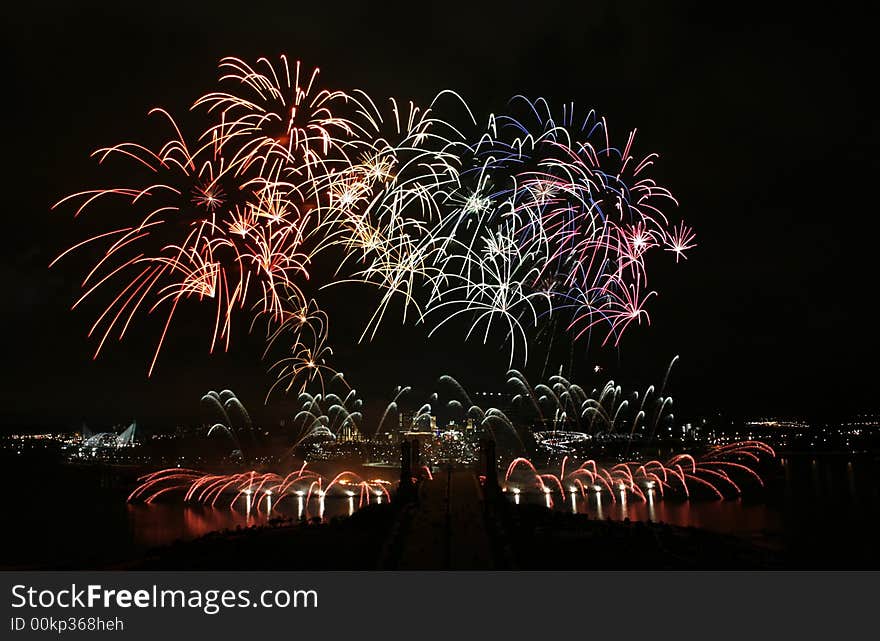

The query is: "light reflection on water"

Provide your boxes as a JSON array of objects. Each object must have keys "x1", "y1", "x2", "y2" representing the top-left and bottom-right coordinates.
[
  {"x1": 512, "y1": 489, "x2": 783, "y2": 537},
  {"x1": 506, "y1": 454, "x2": 880, "y2": 540},
  {"x1": 120, "y1": 462, "x2": 399, "y2": 551},
  {"x1": 124, "y1": 455, "x2": 873, "y2": 551},
  {"x1": 126, "y1": 495, "x2": 362, "y2": 550},
  {"x1": 3, "y1": 454, "x2": 878, "y2": 568}
]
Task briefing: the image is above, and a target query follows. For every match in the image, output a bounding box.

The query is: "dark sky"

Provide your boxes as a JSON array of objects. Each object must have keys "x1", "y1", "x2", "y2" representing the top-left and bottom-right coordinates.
[{"x1": 1, "y1": 1, "x2": 876, "y2": 430}]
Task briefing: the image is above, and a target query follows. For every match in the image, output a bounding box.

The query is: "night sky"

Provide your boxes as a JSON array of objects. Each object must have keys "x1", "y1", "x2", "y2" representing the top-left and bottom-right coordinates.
[{"x1": 2, "y1": 1, "x2": 876, "y2": 431}]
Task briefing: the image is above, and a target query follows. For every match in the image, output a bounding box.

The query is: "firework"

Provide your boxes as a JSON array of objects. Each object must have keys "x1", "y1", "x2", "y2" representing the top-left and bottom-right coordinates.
[
  {"x1": 504, "y1": 440, "x2": 775, "y2": 502},
  {"x1": 193, "y1": 55, "x2": 355, "y2": 182},
  {"x1": 54, "y1": 56, "x2": 696, "y2": 392},
  {"x1": 128, "y1": 464, "x2": 391, "y2": 514},
  {"x1": 52, "y1": 109, "x2": 314, "y2": 376},
  {"x1": 314, "y1": 91, "x2": 470, "y2": 341}
]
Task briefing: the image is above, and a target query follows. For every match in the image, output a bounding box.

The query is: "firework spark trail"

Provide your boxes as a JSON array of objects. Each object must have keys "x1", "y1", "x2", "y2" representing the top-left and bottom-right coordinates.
[
  {"x1": 261, "y1": 301, "x2": 343, "y2": 401},
  {"x1": 269, "y1": 375, "x2": 364, "y2": 451},
  {"x1": 426, "y1": 225, "x2": 551, "y2": 366},
  {"x1": 193, "y1": 55, "x2": 356, "y2": 182},
  {"x1": 507, "y1": 358, "x2": 680, "y2": 441}
]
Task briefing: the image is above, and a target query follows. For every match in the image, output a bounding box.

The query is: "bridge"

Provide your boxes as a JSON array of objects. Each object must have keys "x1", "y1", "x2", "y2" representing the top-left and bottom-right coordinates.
[{"x1": 382, "y1": 439, "x2": 501, "y2": 569}]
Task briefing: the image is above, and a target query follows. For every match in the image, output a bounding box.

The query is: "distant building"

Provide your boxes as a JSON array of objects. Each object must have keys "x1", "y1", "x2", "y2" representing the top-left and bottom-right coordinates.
[
  {"x1": 82, "y1": 421, "x2": 138, "y2": 449},
  {"x1": 337, "y1": 422, "x2": 363, "y2": 442},
  {"x1": 398, "y1": 411, "x2": 414, "y2": 435}
]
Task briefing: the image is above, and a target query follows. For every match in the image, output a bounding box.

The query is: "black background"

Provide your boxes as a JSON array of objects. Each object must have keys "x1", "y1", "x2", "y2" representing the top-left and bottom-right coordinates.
[{"x1": 2, "y1": 1, "x2": 876, "y2": 431}]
